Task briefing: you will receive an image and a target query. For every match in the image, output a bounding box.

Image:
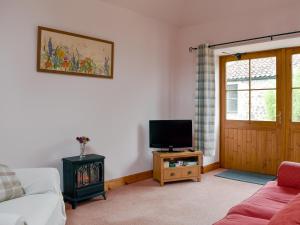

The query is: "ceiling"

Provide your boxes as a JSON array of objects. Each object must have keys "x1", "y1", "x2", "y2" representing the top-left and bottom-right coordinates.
[{"x1": 99, "y1": 0, "x2": 297, "y2": 27}]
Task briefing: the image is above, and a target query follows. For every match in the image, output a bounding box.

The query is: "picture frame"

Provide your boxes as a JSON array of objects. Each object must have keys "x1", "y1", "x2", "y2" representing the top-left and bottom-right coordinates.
[{"x1": 37, "y1": 26, "x2": 114, "y2": 79}]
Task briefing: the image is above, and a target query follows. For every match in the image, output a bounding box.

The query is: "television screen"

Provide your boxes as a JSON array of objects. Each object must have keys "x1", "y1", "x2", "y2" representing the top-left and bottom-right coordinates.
[{"x1": 149, "y1": 120, "x2": 192, "y2": 150}]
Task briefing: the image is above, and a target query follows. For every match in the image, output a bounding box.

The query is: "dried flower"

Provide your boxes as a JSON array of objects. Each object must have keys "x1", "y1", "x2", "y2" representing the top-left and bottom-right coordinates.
[{"x1": 76, "y1": 136, "x2": 90, "y2": 144}]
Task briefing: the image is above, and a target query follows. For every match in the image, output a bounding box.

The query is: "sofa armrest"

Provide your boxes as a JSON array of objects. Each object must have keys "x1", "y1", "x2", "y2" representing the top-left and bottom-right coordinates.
[
  {"x1": 14, "y1": 168, "x2": 61, "y2": 195},
  {"x1": 278, "y1": 161, "x2": 300, "y2": 189},
  {"x1": 0, "y1": 213, "x2": 27, "y2": 225}
]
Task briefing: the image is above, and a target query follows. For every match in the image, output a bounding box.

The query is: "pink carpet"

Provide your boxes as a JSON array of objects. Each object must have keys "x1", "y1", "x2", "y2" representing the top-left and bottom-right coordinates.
[{"x1": 66, "y1": 169, "x2": 261, "y2": 225}]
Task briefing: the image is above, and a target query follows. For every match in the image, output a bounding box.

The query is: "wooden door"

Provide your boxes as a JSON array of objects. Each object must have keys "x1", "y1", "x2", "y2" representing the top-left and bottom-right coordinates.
[
  {"x1": 220, "y1": 50, "x2": 285, "y2": 175},
  {"x1": 285, "y1": 48, "x2": 300, "y2": 162}
]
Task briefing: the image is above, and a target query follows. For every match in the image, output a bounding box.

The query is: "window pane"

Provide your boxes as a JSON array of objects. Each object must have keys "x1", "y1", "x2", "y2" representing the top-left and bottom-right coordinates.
[
  {"x1": 292, "y1": 54, "x2": 300, "y2": 88},
  {"x1": 226, "y1": 83, "x2": 238, "y2": 91},
  {"x1": 251, "y1": 90, "x2": 276, "y2": 121},
  {"x1": 226, "y1": 90, "x2": 249, "y2": 120},
  {"x1": 251, "y1": 57, "x2": 276, "y2": 89},
  {"x1": 226, "y1": 60, "x2": 249, "y2": 90},
  {"x1": 292, "y1": 89, "x2": 300, "y2": 122},
  {"x1": 227, "y1": 90, "x2": 238, "y2": 113}
]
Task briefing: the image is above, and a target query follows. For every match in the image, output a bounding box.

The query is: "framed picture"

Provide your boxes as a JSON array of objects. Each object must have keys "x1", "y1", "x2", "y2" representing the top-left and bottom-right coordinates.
[{"x1": 37, "y1": 26, "x2": 114, "y2": 79}]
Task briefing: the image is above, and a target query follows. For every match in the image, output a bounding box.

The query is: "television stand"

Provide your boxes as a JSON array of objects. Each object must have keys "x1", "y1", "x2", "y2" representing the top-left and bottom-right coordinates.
[{"x1": 152, "y1": 150, "x2": 203, "y2": 186}]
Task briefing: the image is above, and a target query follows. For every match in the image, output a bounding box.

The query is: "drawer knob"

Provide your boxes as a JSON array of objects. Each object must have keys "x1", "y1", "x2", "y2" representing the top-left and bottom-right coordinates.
[
  {"x1": 170, "y1": 172, "x2": 175, "y2": 176},
  {"x1": 187, "y1": 171, "x2": 192, "y2": 175}
]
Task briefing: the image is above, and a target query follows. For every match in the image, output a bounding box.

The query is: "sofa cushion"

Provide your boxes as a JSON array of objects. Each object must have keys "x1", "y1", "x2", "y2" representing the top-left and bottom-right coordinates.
[
  {"x1": 228, "y1": 202, "x2": 278, "y2": 220},
  {"x1": 277, "y1": 161, "x2": 300, "y2": 189},
  {"x1": 268, "y1": 193, "x2": 300, "y2": 225},
  {"x1": 0, "y1": 165, "x2": 24, "y2": 203},
  {"x1": 254, "y1": 181, "x2": 300, "y2": 204},
  {"x1": 0, "y1": 193, "x2": 65, "y2": 225},
  {"x1": 0, "y1": 213, "x2": 27, "y2": 225},
  {"x1": 14, "y1": 168, "x2": 61, "y2": 195},
  {"x1": 213, "y1": 214, "x2": 269, "y2": 225},
  {"x1": 227, "y1": 181, "x2": 299, "y2": 220}
]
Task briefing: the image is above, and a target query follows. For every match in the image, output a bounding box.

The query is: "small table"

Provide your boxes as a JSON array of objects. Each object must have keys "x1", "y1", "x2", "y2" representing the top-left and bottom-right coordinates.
[{"x1": 62, "y1": 154, "x2": 106, "y2": 209}]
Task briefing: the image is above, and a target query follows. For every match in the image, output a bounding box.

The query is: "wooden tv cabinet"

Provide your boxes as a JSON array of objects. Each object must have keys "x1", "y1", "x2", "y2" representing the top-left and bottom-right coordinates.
[{"x1": 152, "y1": 151, "x2": 203, "y2": 186}]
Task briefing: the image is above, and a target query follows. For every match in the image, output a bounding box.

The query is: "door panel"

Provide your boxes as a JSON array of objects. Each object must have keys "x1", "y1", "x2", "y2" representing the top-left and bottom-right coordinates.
[
  {"x1": 220, "y1": 50, "x2": 284, "y2": 175},
  {"x1": 286, "y1": 48, "x2": 300, "y2": 163},
  {"x1": 223, "y1": 128, "x2": 279, "y2": 174},
  {"x1": 288, "y1": 130, "x2": 300, "y2": 161}
]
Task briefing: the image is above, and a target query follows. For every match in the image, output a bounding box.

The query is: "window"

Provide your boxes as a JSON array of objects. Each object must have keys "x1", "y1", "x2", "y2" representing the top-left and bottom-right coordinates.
[
  {"x1": 225, "y1": 57, "x2": 277, "y2": 121},
  {"x1": 292, "y1": 54, "x2": 300, "y2": 122}
]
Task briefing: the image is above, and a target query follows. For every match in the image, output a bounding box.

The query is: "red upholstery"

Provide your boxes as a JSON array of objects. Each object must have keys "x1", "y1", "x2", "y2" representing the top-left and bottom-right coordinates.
[
  {"x1": 213, "y1": 214, "x2": 269, "y2": 225},
  {"x1": 227, "y1": 181, "x2": 300, "y2": 220},
  {"x1": 277, "y1": 161, "x2": 300, "y2": 189},
  {"x1": 253, "y1": 181, "x2": 300, "y2": 204},
  {"x1": 213, "y1": 162, "x2": 300, "y2": 225},
  {"x1": 269, "y1": 193, "x2": 300, "y2": 225}
]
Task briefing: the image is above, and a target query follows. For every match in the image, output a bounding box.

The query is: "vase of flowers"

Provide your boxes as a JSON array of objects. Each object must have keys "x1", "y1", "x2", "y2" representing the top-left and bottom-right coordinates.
[{"x1": 76, "y1": 136, "x2": 90, "y2": 159}]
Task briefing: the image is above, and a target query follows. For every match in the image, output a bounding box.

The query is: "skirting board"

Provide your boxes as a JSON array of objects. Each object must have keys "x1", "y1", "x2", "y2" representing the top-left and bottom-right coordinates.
[
  {"x1": 105, "y1": 162, "x2": 220, "y2": 191},
  {"x1": 202, "y1": 162, "x2": 220, "y2": 173},
  {"x1": 105, "y1": 170, "x2": 153, "y2": 191}
]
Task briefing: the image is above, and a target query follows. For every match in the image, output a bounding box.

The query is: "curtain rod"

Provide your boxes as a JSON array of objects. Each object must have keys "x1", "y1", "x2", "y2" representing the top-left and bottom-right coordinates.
[{"x1": 189, "y1": 30, "x2": 300, "y2": 52}]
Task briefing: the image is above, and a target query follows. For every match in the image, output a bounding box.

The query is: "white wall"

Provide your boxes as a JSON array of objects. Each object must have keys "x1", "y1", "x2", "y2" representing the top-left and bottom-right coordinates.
[
  {"x1": 171, "y1": 3, "x2": 300, "y2": 165},
  {"x1": 3, "y1": 0, "x2": 299, "y2": 177},
  {"x1": 0, "y1": 0, "x2": 177, "y2": 180}
]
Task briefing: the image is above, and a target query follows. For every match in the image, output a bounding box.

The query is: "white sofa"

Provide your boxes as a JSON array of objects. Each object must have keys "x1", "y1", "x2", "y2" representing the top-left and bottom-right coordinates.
[{"x1": 0, "y1": 168, "x2": 66, "y2": 225}]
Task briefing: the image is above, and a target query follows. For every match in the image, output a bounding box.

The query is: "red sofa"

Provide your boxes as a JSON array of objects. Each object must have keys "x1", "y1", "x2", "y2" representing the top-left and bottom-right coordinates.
[{"x1": 213, "y1": 161, "x2": 300, "y2": 225}]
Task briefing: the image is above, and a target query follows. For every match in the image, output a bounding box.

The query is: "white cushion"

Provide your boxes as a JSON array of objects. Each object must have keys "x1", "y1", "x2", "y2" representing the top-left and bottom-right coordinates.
[
  {"x1": 0, "y1": 193, "x2": 65, "y2": 225},
  {"x1": 14, "y1": 168, "x2": 61, "y2": 195},
  {"x1": 0, "y1": 213, "x2": 26, "y2": 225}
]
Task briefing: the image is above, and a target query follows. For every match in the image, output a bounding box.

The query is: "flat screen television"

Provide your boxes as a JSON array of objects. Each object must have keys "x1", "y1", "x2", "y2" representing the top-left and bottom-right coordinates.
[{"x1": 149, "y1": 120, "x2": 192, "y2": 151}]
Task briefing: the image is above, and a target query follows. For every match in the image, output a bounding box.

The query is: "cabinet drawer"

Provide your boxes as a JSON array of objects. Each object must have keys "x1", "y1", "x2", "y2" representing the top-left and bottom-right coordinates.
[
  {"x1": 76, "y1": 183, "x2": 104, "y2": 198},
  {"x1": 181, "y1": 166, "x2": 199, "y2": 178},
  {"x1": 164, "y1": 169, "x2": 181, "y2": 180}
]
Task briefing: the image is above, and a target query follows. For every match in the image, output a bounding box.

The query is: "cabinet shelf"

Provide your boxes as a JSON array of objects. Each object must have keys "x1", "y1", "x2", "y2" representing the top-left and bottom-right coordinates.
[
  {"x1": 165, "y1": 165, "x2": 199, "y2": 169},
  {"x1": 153, "y1": 151, "x2": 203, "y2": 186}
]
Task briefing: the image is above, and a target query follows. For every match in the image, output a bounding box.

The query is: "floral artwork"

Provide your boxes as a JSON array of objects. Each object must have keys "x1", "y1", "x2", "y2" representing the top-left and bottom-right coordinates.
[{"x1": 37, "y1": 26, "x2": 114, "y2": 78}]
